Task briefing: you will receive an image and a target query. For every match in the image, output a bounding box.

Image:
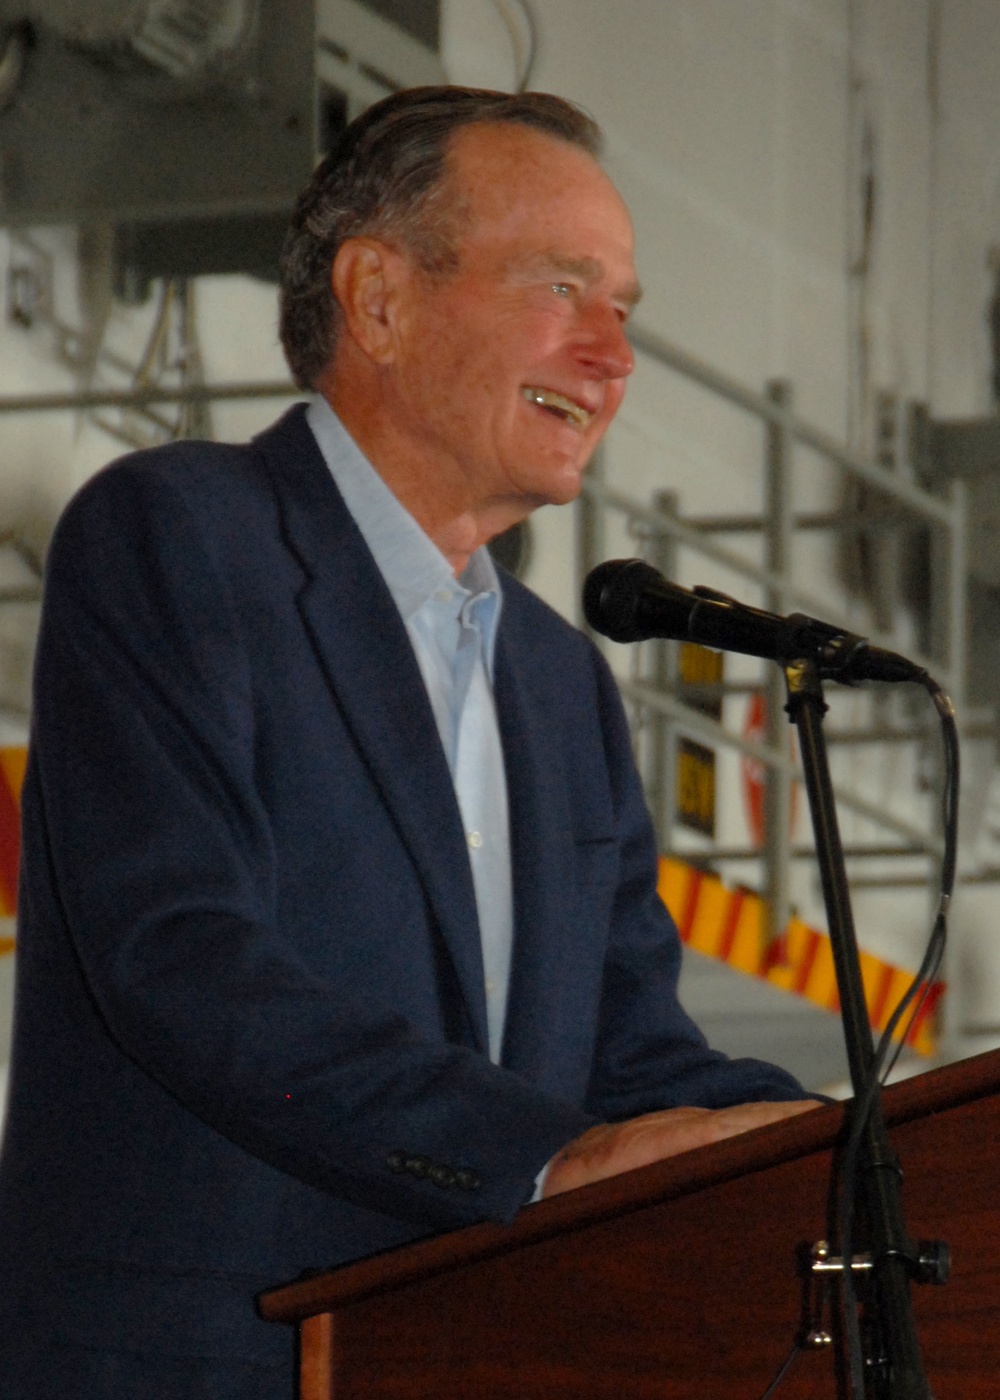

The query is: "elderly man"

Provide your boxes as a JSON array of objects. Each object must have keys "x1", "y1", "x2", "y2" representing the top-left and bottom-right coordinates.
[{"x1": 0, "y1": 87, "x2": 814, "y2": 1398}]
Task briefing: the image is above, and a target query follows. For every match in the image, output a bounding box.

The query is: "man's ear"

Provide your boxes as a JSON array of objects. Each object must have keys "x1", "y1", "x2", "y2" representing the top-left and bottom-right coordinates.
[{"x1": 332, "y1": 238, "x2": 407, "y2": 365}]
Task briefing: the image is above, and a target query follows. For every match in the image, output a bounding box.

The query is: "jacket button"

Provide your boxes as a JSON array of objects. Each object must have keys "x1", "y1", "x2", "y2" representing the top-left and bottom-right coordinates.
[
  {"x1": 428, "y1": 1163, "x2": 456, "y2": 1189},
  {"x1": 454, "y1": 1168, "x2": 482, "y2": 1192},
  {"x1": 386, "y1": 1150, "x2": 407, "y2": 1173}
]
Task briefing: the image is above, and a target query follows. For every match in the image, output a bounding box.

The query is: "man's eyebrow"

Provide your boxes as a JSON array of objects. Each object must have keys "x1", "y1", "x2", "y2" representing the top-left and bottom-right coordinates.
[{"x1": 509, "y1": 253, "x2": 643, "y2": 308}]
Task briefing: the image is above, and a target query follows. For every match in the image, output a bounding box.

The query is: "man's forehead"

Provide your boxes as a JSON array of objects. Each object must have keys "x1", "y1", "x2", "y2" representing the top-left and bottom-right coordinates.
[
  {"x1": 445, "y1": 126, "x2": 633, "y2": 234},
  {"x1": 447, "y1": 119, "x2": 601, "y2": 189}
]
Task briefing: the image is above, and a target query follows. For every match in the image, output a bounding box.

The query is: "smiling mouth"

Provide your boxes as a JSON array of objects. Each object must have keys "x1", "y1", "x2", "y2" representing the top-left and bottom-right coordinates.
[{"x1": 521, "y1": 386, "x2": 594, "y2": 429}]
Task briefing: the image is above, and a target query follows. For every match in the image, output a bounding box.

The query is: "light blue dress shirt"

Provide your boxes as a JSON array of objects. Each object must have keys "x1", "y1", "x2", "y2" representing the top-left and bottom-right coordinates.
[{"x1": 306, "y1": 397, "x2": 514, "y2": 1063}]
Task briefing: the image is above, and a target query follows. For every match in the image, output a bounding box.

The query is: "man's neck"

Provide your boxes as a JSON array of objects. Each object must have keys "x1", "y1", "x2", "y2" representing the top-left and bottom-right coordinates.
[{"x1": 322, "y1": 380, "x2": 526, "y2": 575}]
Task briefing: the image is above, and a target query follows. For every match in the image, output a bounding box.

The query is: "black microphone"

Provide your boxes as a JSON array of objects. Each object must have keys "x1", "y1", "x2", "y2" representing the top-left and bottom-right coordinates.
[{"x1": 582, "y1": 559, "x2": 923, "y2": 684}]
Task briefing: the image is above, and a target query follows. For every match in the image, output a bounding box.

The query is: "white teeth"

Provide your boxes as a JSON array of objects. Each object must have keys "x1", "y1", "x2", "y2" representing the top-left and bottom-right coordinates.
[{"x1": 521, "y1": 386, "x2": 592, "y2": 428}]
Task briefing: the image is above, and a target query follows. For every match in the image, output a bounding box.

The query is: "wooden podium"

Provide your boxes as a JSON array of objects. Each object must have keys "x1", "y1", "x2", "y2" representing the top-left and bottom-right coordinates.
[{"x1": 259, "y1": 1049, "x2": 1000, "y2": 1399}]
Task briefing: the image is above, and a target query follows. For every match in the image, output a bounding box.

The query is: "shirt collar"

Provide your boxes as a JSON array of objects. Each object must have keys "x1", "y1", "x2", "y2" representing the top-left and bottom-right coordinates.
[{"x1": 305, "y1": 395, "x2": 503, "y2": 633}]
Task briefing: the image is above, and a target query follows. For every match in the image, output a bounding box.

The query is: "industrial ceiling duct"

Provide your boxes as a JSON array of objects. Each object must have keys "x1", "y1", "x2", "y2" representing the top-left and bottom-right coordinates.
[
  {"x1": 0, "y1": 1, "x2": 444, "y2": 231},
  {"x1": 21, "y1": 0, "x2": 261, "y2": 83},
  {"x1": 0, "y1": 0, "x2": 311, "y2": 224}
]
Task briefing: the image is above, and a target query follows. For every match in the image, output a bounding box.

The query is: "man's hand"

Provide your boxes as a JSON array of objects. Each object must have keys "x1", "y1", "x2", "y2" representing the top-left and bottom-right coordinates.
[{"x1": 542, "y1": 1100, "x2": 822, "y2": 1198}]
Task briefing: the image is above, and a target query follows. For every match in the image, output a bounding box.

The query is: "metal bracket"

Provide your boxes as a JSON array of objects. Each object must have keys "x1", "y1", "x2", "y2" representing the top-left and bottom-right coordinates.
[
  {"x1": 811, "y1": 1239, "x2": 874, "y2": 1275},
  {"x1": 810, "y1": 1237, "x2": 950, "y2": 1286}
]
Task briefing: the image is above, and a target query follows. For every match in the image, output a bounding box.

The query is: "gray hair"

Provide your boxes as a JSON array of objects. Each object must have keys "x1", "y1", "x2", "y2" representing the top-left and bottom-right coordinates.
[{"x1": 278, "y1": 86, "x2": 602, "y2": 390}]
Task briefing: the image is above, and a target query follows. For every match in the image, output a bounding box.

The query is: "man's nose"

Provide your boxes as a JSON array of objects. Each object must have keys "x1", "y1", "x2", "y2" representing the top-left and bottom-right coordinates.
[{"x1": 578, "y1": 302, "x2": 635, "y2": 380}]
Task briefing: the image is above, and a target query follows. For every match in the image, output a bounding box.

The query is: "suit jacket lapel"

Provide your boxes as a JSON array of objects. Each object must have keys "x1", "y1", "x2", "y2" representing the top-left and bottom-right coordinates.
[
  {"x1": 255, "y1": 408, "x2": 490, "y2": 1054},
  {"x1": 493, "y1": 622, "x2": 585, "y2": 1087}
]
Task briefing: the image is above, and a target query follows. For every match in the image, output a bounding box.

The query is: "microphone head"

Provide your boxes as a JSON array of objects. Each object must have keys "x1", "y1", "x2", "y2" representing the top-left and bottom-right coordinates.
[{"x1": 582, "y1": 558, "x2": 665, "y2": 642}]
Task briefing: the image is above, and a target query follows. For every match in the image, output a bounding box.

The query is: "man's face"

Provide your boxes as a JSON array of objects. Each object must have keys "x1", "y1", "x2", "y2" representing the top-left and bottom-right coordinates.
[{"x1": 381, "y1": 122, "x2": 640, "y2": 519}]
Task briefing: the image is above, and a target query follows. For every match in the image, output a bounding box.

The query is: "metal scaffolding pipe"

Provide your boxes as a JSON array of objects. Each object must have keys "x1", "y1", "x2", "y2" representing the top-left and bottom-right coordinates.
[
  {"x1": 583, "y1": 477, "x2": 956, "y2": 694},
  {"x1": 628, "y1": 322, "x2": 958, "y2": 527},
  {"x1": 0, "y1": 382, "x2": 300, "y2": 415},
  {"x1": 621, "y1": 677, "x2": 944, "y2": 857}
]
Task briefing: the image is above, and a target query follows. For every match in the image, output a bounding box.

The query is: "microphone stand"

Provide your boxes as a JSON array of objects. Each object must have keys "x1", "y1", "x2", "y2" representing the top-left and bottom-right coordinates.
[{"x1": 782, "y1": 654, "x2": 932, "y2": 1399}]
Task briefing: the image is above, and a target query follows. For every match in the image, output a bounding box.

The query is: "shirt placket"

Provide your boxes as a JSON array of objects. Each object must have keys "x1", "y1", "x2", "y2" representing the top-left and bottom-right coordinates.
[{"x1": 454, "y1": 595, "x2": 512, "y2": 1063}]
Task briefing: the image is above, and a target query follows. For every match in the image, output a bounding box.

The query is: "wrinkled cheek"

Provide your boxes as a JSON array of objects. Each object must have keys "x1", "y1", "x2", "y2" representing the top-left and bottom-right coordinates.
[
  {"x1": 593, "y1": 389, "x2": 627, "y2": 445},
  {"x1": 606, "y1": 379, "x2": 629, "y2": 417}
]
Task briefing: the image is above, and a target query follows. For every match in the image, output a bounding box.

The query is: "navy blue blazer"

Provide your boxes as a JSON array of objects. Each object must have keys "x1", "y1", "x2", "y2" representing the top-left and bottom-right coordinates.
[{"x1": 0, "y1": 405, "x2": 803, "y2": 1391}]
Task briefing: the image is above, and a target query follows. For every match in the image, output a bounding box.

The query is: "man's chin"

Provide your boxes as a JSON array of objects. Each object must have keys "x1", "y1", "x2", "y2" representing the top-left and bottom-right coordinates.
[{"x1": 542, "y1": 463, "x2": 590, "y2": 508}]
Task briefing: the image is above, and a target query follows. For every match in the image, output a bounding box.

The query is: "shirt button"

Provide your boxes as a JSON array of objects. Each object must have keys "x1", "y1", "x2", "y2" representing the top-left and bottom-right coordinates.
[
  {"x1": 434, "y1": 588, "x2": 452, "y2": 604},
  {"x1": 467, "y1": 831, "x2": 483, "y2": 849},
  {"x1": 485, "y1": 979, "x2": 495, "y2": 994}
]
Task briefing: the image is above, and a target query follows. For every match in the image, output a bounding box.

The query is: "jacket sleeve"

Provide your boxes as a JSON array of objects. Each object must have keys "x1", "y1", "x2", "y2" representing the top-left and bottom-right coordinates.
[{"x1": 26, "y1": 455, "x2": 594, "y2": 1233}]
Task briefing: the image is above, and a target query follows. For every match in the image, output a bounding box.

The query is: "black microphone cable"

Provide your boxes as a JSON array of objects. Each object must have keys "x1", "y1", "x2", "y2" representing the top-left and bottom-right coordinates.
[{"x1": 835, "y1": 676, "x2": 957, "y2": 1400}]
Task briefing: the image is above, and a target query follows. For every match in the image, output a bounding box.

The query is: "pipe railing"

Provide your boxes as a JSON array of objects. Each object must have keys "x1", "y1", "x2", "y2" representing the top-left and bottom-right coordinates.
[{"x1": 578, "y1": 324, "x2": 970, "y2": 934}]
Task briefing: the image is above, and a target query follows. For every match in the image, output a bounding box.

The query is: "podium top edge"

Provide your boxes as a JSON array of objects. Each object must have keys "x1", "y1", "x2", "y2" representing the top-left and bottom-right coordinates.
[{"x1": 257, "y1": 1046, "x2": 1000, "y2": 1325}]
